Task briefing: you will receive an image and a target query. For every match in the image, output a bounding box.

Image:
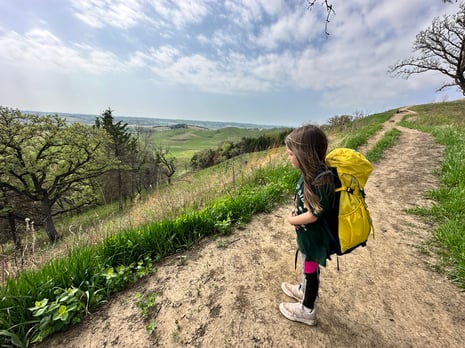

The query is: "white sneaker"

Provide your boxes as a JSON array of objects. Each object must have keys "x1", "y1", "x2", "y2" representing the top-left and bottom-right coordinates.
[
  {"x1": 281, "y1": 282, "x2": 303, "y2": 302},
  {"x1": 279, "y1": 302, "x2": 317, "y2": 326}
]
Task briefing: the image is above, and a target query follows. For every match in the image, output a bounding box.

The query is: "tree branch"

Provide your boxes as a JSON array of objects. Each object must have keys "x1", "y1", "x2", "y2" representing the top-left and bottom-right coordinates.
[{"x1": 307, "y1": 0, "x2": 335, "y2": 36}]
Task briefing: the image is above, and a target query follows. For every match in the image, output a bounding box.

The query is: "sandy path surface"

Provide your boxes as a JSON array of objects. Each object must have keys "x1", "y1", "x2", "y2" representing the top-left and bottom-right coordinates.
[{"x1": 38, "y1": 109, "x2": 465, "y2": 348}]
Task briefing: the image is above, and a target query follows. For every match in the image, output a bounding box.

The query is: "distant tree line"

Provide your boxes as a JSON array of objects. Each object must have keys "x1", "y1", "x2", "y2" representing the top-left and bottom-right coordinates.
[
  {"x1": 0, "y1": 107, "x2": 176, "y2": 246},
  {"x1": 190, "y1": 129, "x2": 293, "y2": 170}
]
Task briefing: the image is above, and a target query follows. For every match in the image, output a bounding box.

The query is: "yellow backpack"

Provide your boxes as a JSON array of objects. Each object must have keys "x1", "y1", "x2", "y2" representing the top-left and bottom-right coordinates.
[{"x1": 321, "y1": 148, "x2": 375, "y2": 255}]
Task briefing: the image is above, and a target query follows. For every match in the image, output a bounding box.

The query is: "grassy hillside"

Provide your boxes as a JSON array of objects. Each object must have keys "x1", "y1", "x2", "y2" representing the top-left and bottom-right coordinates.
[
  {"x1": 402, "y1": 99, "x2": 465, "y2": 287},
  {"x1": 149, "y1": 126, "x2": 288, "y2": 161}
]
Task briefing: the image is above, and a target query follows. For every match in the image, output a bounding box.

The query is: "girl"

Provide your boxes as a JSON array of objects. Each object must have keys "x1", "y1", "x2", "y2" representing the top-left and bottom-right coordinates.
[{"x1": 279, "y1": 124, "x2": 335, "y2": 326}]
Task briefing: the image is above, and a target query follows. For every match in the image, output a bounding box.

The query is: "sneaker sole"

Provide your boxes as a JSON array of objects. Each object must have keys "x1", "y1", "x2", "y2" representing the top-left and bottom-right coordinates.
[
  {"x1": 279, "y1": 303, "x2": 317, "y2": 326},
  {"x1": 281, "y1": 282, "x2": 303, "y2": 302}
]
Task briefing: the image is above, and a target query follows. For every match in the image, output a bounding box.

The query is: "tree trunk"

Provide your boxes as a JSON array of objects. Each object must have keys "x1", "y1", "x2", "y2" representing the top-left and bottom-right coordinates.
[
  {"x1": 7, "y1": 212, "x2": 22, "y2": 250},
  {"x1": 41, "y1": 199, "x2": 60, "y2": 242},
  {"x1": 118, "y1": 167, "x2": 123, "y2": 211}
]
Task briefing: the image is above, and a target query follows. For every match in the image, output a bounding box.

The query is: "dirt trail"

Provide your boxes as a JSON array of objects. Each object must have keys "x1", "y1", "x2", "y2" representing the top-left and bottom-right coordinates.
[{"x1": 39, "y1": 109, "x2": 465, "y2": 348}]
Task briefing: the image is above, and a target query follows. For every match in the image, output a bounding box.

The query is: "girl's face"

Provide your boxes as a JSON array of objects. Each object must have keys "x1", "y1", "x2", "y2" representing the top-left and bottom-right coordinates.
[{"x1": 286, "y1": 147, "x2": 300, "y2": 169}]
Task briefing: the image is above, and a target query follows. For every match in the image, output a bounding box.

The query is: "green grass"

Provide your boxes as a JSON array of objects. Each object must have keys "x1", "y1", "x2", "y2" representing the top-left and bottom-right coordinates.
[
  {"x1": 402, "y1": 99, "x2": 465, "y2": 288},
  {"x1": 365, "y1": 128, "x2": 402, "y2": 163}
]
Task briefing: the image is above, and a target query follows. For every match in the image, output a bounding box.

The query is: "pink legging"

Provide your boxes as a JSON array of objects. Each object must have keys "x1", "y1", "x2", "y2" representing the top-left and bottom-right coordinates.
[
  {"x1": 304, "y1": 260, "x2": 319, "y2": 274},
  {"x1": 302, "y1": 257, "x2": 319, "y2": 309}
]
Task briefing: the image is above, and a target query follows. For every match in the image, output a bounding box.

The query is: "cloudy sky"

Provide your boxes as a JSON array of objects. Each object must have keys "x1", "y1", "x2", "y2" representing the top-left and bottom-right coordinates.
[{"x1": 0, "y1": 0, "x2": 462, "y2": 127}]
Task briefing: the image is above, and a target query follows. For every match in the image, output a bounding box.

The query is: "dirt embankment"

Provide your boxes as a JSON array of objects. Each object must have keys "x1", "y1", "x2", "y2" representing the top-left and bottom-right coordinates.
[{"x1": 39, "y1": 109, "x2": 465, "y2": 348}]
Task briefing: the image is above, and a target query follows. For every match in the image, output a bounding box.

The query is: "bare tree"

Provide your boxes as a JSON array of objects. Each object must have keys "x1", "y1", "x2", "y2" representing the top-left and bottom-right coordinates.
[
  {"x1": 155, "y1": 147, "x2": 176, "y2": 185},
  {"x1": 306, "y1": 0, "x2": 335, "y2": 36},
  {"x1": 306, "y1": 1, "x2": 455, "y2": 36},
  {"x1": 389, "y1": 4, "x2": 465, "y2": 95}
]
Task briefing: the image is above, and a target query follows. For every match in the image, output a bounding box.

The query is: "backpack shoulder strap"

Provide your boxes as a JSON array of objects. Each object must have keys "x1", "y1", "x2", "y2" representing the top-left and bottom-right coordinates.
[{"x1": 313, "y1": 169, "x2": 333, "y2": 183}]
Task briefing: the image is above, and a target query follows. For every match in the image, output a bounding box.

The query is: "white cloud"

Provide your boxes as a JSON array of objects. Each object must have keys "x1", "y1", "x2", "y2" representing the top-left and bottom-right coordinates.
[
  {"x1": 18, "y1": 0, "x2": 459, "y2": 100},
  {"x1": 208, "y1": 31, "x2": 237, "y2": 48},
  {"x1": 147, "y1": 45, "x2": 182, "y2": 65},
  {"x1": 224, "y1": 0, "x2": 262, "y2": 28},
  {"x1": 0, "y1": 28, "x2": 125, "y2": 74},
  {"x1": 136, "y1": 46, "x2": 276, "y2": 93},
  {"x1": 70, "y1": 0, "x2": 212, "y2": 37},
  {"x1": 253, "y1": 7, "x2": 317, "y2": 50},
  {"x1": 71, "y1": 0, "x2": 146, "y2": 29},
  {"x1": 150, "y1": 0, "x2": 210, "y2": 29}
]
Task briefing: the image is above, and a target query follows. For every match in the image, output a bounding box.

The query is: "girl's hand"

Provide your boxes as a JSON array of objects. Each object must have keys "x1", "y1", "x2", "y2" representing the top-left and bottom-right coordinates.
[
  {"x1": 288, "y1": 210, "x2": 298, "y2": 228},
  {"x1": 288, "y1": 210, "x2": 318, "y2": 226},
  {"x1": 288, "y1": 209, "x2": 294, "y2": 220}
]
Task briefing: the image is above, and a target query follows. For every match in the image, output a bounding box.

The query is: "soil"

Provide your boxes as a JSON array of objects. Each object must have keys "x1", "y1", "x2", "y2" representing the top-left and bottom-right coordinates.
[{"x1": 37, "y1": 109, "x2": 465, "y2": 348}]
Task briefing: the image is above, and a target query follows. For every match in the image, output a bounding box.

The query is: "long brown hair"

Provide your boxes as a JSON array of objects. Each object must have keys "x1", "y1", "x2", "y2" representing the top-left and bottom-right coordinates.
[{"x1": 285, "y1": 125, "x2": 332, "y2": 214}]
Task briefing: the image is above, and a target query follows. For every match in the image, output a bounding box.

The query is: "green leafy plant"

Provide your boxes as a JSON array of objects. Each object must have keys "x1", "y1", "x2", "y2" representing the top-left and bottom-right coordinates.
[
  {"x1": 177, "y1": 255, "x2": 188, "y2": 266},
  {"x1": 215, "y1": 238, "x2": 226, "y2": 248},
  {"x1": 28, "y1": 287, "x2": 85, "y2": 344},
  {"x1": 135, "y1": 292, "x2": 158, "y2": 336},
  {"x1": 146, "y1": 320, "x2": 157, "y2": 335},
  {"x1": 135, "y1": 292, "x2": 157, "y2": 318}
]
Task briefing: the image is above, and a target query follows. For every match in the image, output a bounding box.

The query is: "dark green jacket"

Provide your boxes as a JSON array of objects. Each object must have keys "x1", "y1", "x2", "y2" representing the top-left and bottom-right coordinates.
[{"x1": 294, "y1": 175, "x2": 333, "y2": 266}]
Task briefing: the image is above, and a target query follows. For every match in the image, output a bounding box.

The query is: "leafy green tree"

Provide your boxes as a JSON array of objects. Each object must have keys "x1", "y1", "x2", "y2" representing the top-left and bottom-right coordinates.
[
  {"x1": 95, "y1": 108, "x2": 135, "y2": 157},
  {"x1": 0, "y1": 107, "x2": 115, "y2": 242},
  {"x1": 217, "y1": 141, "x2": 240, "y2": 163},
  {"x1": 325, "y1": 114, "x2": 353, "y2": 130},
  {"x1": 95, "y1": 108, "x2": 137, "y2": 209},
  {"x1": 191, "y1": 149, "x2": 216, "y2": 170},
  {"x1": 389, "y1": 3, "x2": 465, "y2": 94}
]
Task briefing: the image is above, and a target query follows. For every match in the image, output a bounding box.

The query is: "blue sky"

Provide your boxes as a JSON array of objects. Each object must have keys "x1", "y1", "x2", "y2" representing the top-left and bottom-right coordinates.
[{"x1": 0, "y1": 0, "x2": 462, "y2": 127}]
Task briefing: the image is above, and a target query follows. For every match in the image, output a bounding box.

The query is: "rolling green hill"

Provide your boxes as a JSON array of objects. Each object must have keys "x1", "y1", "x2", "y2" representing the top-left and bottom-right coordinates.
[{"x1": 149, "y1": 126, "x2": 290, "y2": 161}]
